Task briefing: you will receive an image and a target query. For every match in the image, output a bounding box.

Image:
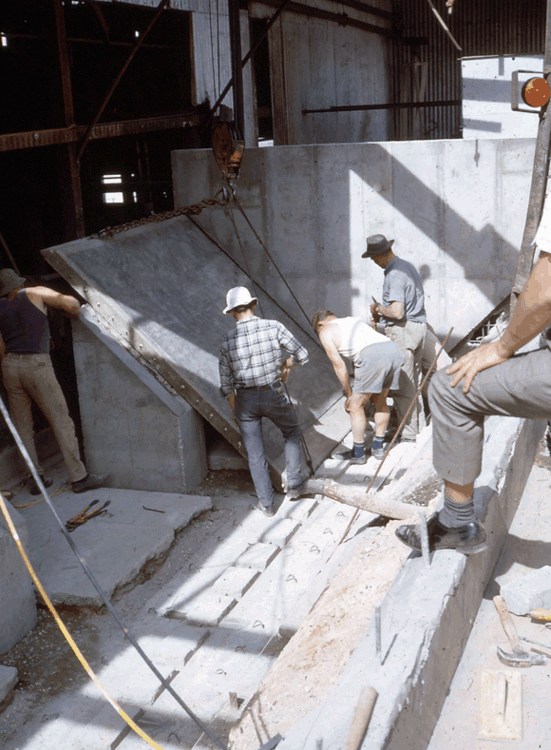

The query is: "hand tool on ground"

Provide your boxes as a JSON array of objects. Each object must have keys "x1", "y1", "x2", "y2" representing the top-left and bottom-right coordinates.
[
  {"x1": 493, "y1": 595, "x2": 546, "y2": 667},
  {"x1": 346, "y1": 687, "x2": 378, "y2": 750},
  {"x1": 530, "y1": 608, "x2": 551, "y2": 622},
  {"x1": 66, "y1": 499, "x2": 111, "y2": 532},
  {"x1": 519, "y1": 635, "x2": 551, "y2": 657}
]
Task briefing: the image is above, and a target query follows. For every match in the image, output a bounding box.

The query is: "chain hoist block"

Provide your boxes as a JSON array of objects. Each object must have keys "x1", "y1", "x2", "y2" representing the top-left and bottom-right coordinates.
[{"x1": 212, "y1": 121, "x2": 244, "y2": 181}]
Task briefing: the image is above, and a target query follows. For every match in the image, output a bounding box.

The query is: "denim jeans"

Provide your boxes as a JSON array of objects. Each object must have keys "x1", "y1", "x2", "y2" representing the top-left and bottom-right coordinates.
[{"x1": 235, "y1": 382, "x2": 303, "y2": 508}]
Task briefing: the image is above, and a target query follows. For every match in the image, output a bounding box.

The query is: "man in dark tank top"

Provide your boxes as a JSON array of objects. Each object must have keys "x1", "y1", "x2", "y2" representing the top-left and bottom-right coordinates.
[{"x1": 0, "y1": 268, "x2": 107, "y2": 495}]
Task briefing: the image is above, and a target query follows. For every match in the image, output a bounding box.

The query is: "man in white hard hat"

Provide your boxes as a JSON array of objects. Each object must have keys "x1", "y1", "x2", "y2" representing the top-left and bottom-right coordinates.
[
  {"x1": 219, "y1": 287, "x2": 309, "y2": 516},
  {"x1": 0, "y1": 268, "x2": 108, "y2": 495}
]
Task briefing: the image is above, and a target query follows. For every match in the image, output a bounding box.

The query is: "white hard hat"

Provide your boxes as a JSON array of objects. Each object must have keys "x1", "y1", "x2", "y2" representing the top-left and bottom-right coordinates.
[{"x1": 223, "y1": 286, "x2": 258, "y2": 314}]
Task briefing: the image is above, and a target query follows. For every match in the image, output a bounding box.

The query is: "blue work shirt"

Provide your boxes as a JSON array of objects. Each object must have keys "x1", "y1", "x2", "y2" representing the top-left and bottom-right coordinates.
[{"x1": 382, "y1": 257, "x2": 427, "y2": 324}]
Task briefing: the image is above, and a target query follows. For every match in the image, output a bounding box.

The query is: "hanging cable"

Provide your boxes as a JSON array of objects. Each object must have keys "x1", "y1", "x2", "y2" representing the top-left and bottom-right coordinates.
[
  {"x1": 0, "y1": 492, "x2": 167, "y2": 750},
  {"x1": 0, "y1": 394, "x2": 229, "y2": 750},
  {"x1": 226, "y1": 180, "x2": 321, "y2": 346},
  {"x1": 224, "y1": 197, "x2": 314, "y2": 475}
]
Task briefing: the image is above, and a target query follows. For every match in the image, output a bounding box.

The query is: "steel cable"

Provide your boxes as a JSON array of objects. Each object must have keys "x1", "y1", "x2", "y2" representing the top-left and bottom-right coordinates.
[
  {"x1": 0, "y1": 394, "x2": 229, "y2": 750},
  {"x1": 224, "y1": 200, "x2": 314, "y2": 475}
]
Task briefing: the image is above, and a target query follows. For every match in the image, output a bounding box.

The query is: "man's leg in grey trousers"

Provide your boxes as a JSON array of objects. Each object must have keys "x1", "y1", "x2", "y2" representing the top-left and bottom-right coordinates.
[
  {"x1": 386, "y1": 322, "x2": 425, "y2": 439},
  {"x1": 429, "y1": 348, "x2": 551, "y2": 528}
]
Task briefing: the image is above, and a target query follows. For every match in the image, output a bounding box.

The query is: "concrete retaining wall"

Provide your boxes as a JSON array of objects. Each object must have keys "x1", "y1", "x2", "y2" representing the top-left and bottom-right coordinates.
[
  {"x1": 275, "y1": 414, "x2": 545, "y2": 749},
  {"x1": 72, "y1": 310, "x2": 207, "y2": 493},
  {"x1": 173, "y1": 138, "x2": 535, "y2": 348},
  {"x1": 0, "y1": 506, "x2": 36, "y2": 655}
]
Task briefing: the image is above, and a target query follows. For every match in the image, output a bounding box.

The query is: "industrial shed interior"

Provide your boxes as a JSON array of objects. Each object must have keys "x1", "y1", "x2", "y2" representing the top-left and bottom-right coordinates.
[{"x1": 1, "y1": 1, "x2": 551, "y2": 749}]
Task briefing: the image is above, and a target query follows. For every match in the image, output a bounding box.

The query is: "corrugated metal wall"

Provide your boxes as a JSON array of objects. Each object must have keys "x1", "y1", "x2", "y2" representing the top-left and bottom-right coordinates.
[{"x1": 392, "y1": 0, "x2": 546, "y2": 140}]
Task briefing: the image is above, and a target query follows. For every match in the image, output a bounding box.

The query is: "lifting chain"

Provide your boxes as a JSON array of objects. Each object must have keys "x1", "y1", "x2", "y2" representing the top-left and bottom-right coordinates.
[{"x1": 92, "y1": 191, "x2": 233, "y2": 239}]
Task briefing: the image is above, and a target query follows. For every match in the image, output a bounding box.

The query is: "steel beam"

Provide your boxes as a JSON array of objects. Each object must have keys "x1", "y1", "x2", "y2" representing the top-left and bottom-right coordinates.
[
  {"x1": 76, "y1": 0, "x2": 170, "y2": 160},
  {"x1": 0, "y1": 114, "x2": 200, "y2": 153},
  {"x1": 54, "y1": 0, "x2": 85, "y2": 239},
  {"x1": 511, "y1": 0, "x2": 551, "y2": 300},
  {"x1": 255, "y1": 0, "x2": 391, "y2": 36},
  {"x1": 303, "y1": 99, "x2": 461, "y2": 114}
]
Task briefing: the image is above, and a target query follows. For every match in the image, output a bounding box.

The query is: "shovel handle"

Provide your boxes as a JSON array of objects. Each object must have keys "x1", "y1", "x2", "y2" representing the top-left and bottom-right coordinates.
[
  {"x1": 493, "y1": 595, "x2": 520, "y2": 651},
  {"x1": 346, "y1": 687, "x2": 378, "y2": 750}
]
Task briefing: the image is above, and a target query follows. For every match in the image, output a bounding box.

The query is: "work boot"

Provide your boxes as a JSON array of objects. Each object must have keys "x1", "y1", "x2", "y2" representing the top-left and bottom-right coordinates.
[
  {"x1": 331, "y1": 449, "x2": 367, "y2": 465},
  {"x1": 371, "y1": 444, "x2": 387, "y2": 460},
  {"x1": 255, "y1": 501, "x2": 276, "y2": 517},
  {"x1": 27, "y1": 475, "x2": 53, "y2": 496},
  {"x1": 284, "y1": 481, "x2": 315, "y2": 502},
  {"x1": 395, "y1": 513, "x2": 487, "y2": 555},
  {"x1": 72, "y1": 473, "x2": 109, "y2": 494}
]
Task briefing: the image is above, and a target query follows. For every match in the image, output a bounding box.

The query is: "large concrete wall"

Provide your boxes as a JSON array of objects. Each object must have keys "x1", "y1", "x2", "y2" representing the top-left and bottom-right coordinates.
[
  {"x1": 173, "y1": 138, "x2": 535, "y2": 347},
  {"x1": 0, "y1": 508, "x2": 36, "y2": 655}
]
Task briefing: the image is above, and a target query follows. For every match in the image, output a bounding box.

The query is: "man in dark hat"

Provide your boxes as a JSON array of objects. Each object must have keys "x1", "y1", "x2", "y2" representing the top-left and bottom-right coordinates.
[
  {"x1": 219, "y1": 286, "x2": 309, "y2": 516},
  {"x1": 363, "y1": 234, "x2": 428, "y2": 441},
  {"x1": 0, "y1": 269, "x2": 107, "y2": 495}
]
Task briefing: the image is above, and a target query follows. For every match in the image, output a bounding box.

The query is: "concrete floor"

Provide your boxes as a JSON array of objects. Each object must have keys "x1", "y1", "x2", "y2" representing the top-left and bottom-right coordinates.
[
  {"x1": 0, "y1": 427, "x2": 435, "y2": 750},
  {"x1": 428, "y1": 449, "x2": 551, "y2": 750}
]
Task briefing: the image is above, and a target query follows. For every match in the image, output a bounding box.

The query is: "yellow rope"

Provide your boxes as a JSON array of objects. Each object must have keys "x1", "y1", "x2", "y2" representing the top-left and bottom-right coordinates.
[{"x1": 0, "y1": 491, "x2": 167, "y2": 750}]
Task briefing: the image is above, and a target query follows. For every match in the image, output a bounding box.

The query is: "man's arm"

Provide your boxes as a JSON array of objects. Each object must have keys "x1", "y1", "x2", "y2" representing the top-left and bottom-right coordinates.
[
  {"x1": 278, "y1": 324, "x2": 309, "y2": 382},
  {"x1": 319, "y1": 329, "x2": 352, "y2": 397},
  {"x1": 449, "y1": 252, "x2": 551, "y2": 393},
  {"x1": 372, "y1": 300, "x2": 405, "y2": 321},
  {"x1": 27, "y1": 286, "x2": 80, "y2": 318}
]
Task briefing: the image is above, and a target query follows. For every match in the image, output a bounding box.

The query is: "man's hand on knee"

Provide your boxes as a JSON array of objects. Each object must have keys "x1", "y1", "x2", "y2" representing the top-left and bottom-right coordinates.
[{"x1": 447, "y1": 341, "x2": 511, "y2": 393}]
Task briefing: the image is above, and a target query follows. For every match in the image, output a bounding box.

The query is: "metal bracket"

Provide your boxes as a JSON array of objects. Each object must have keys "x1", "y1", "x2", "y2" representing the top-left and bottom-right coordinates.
[
  {"x1": 511, "y1": 70, "x2": 545, "y2": 113},
  {"x1": 257, "y1": 734, "x2": 283, "y2": 750},
  {"x1": 212, "y1": 121, "x2": 245, "y2": 180}
]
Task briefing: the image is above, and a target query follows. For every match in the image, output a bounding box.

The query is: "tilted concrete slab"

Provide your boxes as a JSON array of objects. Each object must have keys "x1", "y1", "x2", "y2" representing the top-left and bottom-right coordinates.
[
  {"x1": 21, "y1": 478, "x2": 212, "y2": 607},
  {"x1": 42, "y1": 217, "x2": 349, "y2": 486}
]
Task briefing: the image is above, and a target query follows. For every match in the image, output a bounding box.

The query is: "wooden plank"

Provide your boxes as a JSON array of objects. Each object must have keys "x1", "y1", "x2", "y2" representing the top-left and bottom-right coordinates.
[
  {"x1": 479, "y1": 670, "x2": 522, "y2": 741},
  {"x1": 42, "y1": 216, "x2": 348, "y2": 484}
]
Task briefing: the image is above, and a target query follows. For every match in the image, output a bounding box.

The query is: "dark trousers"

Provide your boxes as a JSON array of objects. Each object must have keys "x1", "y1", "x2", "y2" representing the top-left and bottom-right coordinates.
[{"x1": 235, "y1": 382, "x2": 303, "y2": 508}]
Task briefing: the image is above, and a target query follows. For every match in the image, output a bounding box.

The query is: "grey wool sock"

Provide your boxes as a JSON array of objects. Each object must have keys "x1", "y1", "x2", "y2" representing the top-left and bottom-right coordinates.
[{"x1": 438, "y1": 495, "x2": 477, "y2": 529}]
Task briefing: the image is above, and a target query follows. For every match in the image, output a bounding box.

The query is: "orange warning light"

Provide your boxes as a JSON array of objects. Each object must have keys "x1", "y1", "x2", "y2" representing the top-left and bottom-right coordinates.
[{"x1": 521, "y1": 77, "x2": 551, "y2": 108}]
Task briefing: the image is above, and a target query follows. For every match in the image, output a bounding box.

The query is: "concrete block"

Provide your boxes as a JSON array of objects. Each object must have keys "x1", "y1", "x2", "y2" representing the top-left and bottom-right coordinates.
[
  {"x1": 207, "y1": 437, "x2": 248, "y2": 471},
  {"x1": 26, "y1": 488, "x2": 212, "y2": 607},
  {"x1": 214, "y1": 566, "x2": 260, "y2": 599},
  {"x1": 234, "y1": 543, "x2": 281, "y2": 570},
  {"x1": 260, "y1": 518, "x2": 301, "y2": 546},
  {"x1": 0, "y1": 507, "x2": 37, "y2": 655},
  {"x1": 500, "y1": 566, "x2": 551, "y2": 615},
  {"x1": 274, "y1": 416, "x2": 545, "y2": 750},
  {"x1": 167, "y1": 594, "x2": 237, "y2": 626},
  {"x1": 72, "y1": 312, "x2": 207, "y2": 493},
  {"x1": 0, "y1": 665, "x2": 17, "y2": 705}
]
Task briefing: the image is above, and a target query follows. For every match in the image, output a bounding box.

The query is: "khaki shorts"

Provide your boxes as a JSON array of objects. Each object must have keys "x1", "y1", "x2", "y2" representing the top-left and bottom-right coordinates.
[{"x1": 353, "y1": 341, "x2": 405, "y2": 395}]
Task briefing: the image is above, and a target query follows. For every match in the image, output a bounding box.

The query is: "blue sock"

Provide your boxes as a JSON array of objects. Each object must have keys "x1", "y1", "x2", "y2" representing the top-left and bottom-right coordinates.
[
  {"x1": 352, "y1": 442, "x2": 365, "y2": 458},
  {"x1": 372, "y1": 436, "x2": 384, "y2": 450}
]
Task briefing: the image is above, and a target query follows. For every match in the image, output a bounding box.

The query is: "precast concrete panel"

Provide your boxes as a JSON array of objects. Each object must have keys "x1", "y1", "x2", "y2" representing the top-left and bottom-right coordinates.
[{"x1": 42, "y1": 217, "x2": 349, "y2": 485}]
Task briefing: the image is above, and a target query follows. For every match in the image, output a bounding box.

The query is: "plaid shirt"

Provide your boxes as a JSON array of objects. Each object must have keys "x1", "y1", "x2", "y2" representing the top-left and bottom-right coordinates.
[{"x1": 219, "y1": 316, "x2": 309, "y2": 396}]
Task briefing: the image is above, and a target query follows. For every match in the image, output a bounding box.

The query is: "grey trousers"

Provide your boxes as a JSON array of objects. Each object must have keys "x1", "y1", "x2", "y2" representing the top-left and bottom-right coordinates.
[
  {"x1": 2, "y1": 353, "x2": 87, "y2": 482},
  {"x1": 385, "y1": 320, "x2": 427, "y2": 439},
  {"x1": 429, "y1": 346, "x2": 551, "y2": 485}
]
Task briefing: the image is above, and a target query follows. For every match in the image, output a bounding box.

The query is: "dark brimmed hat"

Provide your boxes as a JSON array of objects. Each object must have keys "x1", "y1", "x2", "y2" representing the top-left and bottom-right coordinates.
[
  {"x1": 362, "y1": 234, "x2": 394, "y2": 258},
  {"x1": 0, "y1": 269, "x2": 25, "y2": 297}
]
